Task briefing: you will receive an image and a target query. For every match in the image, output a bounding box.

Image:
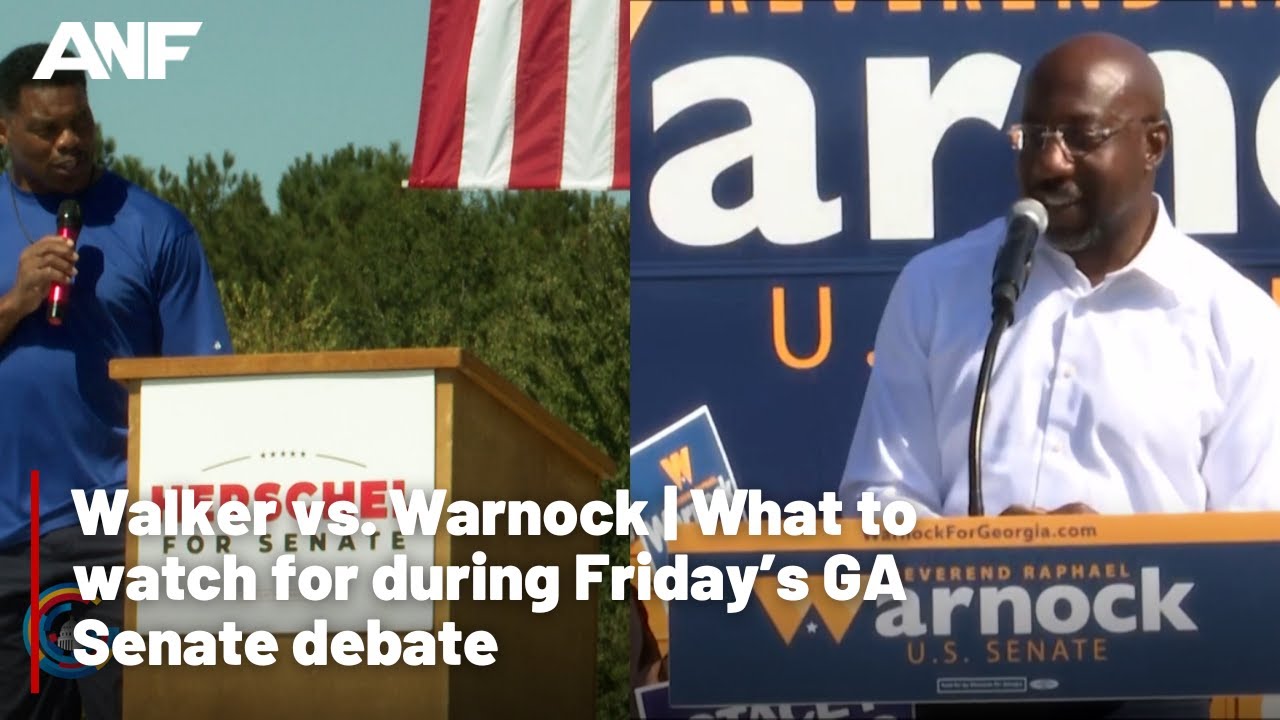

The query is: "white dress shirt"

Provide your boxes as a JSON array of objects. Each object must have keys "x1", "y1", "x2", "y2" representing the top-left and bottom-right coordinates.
[{"x1": 839, "y1": 195, "x2": 1280, "y2": 517}]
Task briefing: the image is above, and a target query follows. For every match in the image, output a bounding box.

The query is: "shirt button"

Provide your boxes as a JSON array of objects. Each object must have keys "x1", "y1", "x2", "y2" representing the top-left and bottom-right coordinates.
[
  {"x1": 1061, "y1": 364, "x2": 1075, "y2": 379},
  {"x1": 1050, "y1": 440, "x2": 1063, "y2": 454}
]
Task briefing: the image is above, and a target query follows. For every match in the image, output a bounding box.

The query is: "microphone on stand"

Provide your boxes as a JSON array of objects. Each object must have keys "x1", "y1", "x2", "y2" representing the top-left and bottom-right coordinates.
[
  {"x1": 967, "y1": 198, "x2": 1049, "y2": 517},
  {"x1": 46, "y1": 199, "x2": 81, "y2": 326}
]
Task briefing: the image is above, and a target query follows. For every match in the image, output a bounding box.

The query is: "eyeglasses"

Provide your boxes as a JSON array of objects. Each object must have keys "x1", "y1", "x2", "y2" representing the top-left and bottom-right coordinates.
[{"x1": 1007, "y1": 118, "x2": 1154, "y2": 160}]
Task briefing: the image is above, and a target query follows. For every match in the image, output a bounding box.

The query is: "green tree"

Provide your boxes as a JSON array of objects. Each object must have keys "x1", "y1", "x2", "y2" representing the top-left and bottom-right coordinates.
[{"x1": 218, "y1": 273, "x2": 343, "y2": 354}]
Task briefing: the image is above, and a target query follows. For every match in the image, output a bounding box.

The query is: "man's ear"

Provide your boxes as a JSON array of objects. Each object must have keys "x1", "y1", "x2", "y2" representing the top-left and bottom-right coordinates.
[
  {"x1": 0, "y1": 115, "x2": 9, "y2": 149},
  {"x1": 1145, "y1": 119, "x2": 1169, "y2": 172}
]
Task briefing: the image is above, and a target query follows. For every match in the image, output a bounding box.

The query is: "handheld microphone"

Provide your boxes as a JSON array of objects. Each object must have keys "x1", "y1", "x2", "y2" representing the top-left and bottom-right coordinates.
[
  {"x1": 969, "y1": 198, "x2": 1049, "y2": 517},
  {"x1": 46, "y1": 199, "x2": 81, "y2": 326}
]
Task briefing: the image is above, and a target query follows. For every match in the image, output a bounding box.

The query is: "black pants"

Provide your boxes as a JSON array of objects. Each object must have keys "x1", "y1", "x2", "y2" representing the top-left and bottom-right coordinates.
[
  {"x1": 914, "y1": 698, "x2": 1212, "y2": 719},
  {"x1": 0, "y1": 525, "x2": 123, "y2": 720}
]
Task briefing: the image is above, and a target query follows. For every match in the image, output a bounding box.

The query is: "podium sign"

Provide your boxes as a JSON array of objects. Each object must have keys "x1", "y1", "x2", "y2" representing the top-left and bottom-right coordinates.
[
  {"x1": 666, "y1": 513, "x2": 1280, "y2": 707},
  {"x1": 136, "y1": 370, "x2": 436, "y2": 633}
]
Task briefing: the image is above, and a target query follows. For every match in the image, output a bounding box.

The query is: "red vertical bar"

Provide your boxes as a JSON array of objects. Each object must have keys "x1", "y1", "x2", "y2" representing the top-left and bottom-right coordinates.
[
  {"x1": 612, "y1": 0, "x2": 630, "y2": 189},
  {"x1": 29, "y1": 469, "x2": 40, "y2": 694}
]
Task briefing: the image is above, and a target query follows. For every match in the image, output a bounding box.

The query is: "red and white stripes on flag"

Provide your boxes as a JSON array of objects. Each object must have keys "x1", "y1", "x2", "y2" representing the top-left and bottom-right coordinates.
[{"x1": 408, "y1": 0, "x2": 630, "y2": 190}]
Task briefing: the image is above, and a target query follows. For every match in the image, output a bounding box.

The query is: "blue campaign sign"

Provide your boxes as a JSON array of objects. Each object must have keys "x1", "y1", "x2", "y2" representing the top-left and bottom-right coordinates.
[
  {"x1": 631, "y1": 406, "x2": 739, "y2": 568},
  {"x1": 636, "y1": 682, "x2": 914, "y2": 720},
  {"x1": 630, "y1": 0, "x2": 1280, "y2": 508},
  {"x1": 630, "y1": 5, "x2": 1280, "y2": 713},
  {"x1": 663, "y1": 514, "x2": 1280, "y2": 707}
]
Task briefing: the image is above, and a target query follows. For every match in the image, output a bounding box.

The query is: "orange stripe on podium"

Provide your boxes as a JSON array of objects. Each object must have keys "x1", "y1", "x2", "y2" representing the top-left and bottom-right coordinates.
[{"x1": 666, "y1": 511, "x2": 1280, "y2": 553}]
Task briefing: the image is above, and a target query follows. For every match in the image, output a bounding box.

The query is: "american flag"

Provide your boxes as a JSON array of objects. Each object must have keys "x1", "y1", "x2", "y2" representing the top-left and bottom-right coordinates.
[{"x1": 408, "y1": 0, "x2": 630, "y2": 190}]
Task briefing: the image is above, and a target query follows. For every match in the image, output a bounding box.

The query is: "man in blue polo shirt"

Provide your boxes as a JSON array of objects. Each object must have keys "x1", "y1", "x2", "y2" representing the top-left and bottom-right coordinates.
[{"x1": 0, "y1": 43, "x2": 232, "y2": 720}]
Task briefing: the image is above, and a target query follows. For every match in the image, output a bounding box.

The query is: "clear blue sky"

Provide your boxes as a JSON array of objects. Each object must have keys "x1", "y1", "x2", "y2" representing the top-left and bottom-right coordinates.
[{"x1": 1, "y1": 0, "x2": 539, "y2": 209}]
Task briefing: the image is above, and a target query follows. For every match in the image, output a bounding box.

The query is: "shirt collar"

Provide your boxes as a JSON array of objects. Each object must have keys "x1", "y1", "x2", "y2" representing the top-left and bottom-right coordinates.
[
  {"x1": 1036, "y1": 193, "x2": 1186, "y2": 302},
  {"x1": 1121, "y1": 193, "x2": 1186, "y2": 301}
]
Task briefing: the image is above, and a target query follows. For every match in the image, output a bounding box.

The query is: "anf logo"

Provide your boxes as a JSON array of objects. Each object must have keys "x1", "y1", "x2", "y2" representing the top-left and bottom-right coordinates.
[
  {"x1": 35, "y1": 22, "x2": 202, "y2": 80},
  {"x1": 23, "y1": 583, "x2": 118, "y2": 680},
  {"x1": 754, "y1": 575, "x2": 865, "y2": 645}
]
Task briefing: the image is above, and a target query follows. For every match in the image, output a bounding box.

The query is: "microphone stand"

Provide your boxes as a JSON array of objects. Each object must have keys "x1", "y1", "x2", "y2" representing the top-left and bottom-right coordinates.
[
  {"x1": 967, "y1": 306, "x2": 1013, "y2": 517},
  {"x1": 971, "y1": 200, "x2": 1045, "y2": 517}
]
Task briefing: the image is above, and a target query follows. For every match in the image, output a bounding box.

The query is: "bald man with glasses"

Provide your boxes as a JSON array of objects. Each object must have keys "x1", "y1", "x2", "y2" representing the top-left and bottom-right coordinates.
[{"x1": 838, "y1": 31, "x2": 1280, "y2": 720}]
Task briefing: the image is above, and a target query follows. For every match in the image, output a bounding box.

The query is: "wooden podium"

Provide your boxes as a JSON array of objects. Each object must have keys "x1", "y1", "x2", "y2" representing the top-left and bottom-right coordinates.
[{"x1": 108, "y1": 348, "x2": 616, "y2": 720}]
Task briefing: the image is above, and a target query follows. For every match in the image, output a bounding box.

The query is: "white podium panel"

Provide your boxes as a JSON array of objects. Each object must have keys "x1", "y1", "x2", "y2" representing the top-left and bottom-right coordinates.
[{"x1": 135, "y1": 370, "x2": 437, "y2": 633}]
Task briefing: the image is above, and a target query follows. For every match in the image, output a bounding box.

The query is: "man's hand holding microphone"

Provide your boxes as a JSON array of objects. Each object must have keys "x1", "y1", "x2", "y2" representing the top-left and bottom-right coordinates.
[{"x1": 0, "y1": 199, "x2": 80, "y2": 338}]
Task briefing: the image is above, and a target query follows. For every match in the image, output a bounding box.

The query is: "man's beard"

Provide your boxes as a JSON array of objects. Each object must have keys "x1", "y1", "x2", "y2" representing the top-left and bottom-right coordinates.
[{"x1": 1046, "y1": 223, "x2": 1103, "y2": 253}]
